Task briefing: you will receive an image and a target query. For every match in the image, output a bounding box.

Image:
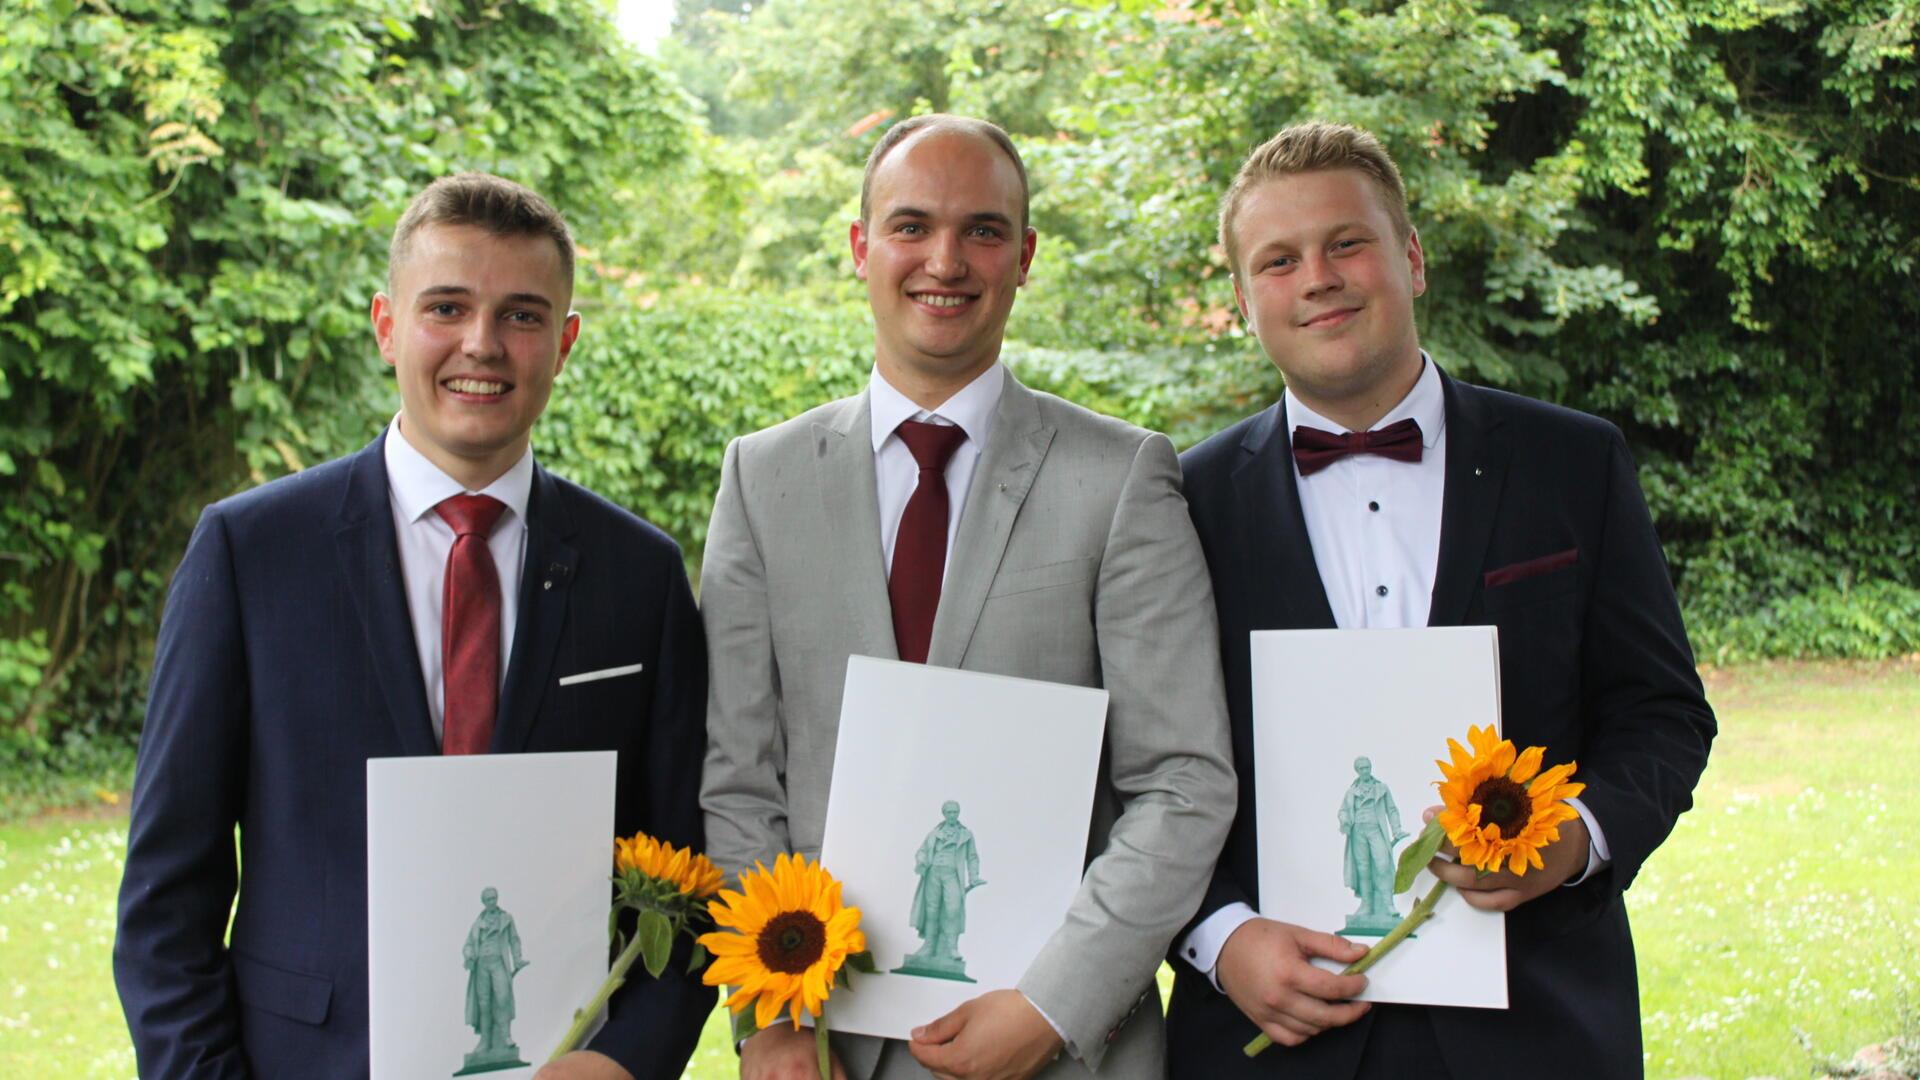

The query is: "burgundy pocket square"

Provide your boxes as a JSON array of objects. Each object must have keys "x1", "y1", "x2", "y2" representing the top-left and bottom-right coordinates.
[{"x1": 1484, "y1": 548, "x2": 1580, "y2": 588}]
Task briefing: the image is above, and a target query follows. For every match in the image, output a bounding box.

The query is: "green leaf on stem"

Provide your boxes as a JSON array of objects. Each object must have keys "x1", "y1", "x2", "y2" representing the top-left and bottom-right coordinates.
[
  {"x1": 687, "y1": 940, "x2": 709, "y2": 974},
  {"x1": 1395, "y1": 820, "x2": 1449, "y2": 894},
  {"x1": 638, "y1": 909, "x2": 672, "y2": 978},
  {"x1": 845, "y1": 950, "x2": 878, "y2": 975}
]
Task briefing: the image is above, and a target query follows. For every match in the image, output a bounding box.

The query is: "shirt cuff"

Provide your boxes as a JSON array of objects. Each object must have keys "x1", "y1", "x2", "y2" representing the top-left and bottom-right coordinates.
[
  {"x1": 1020, "y1": 991, "x2": 1075, "y2": 1061},
  {"x1": 1563, "y1": 796, "x2": 1612, "y2": 885},
  {"x1": 1178, "y1": 902, "x2": 1259, "y2": 992}
]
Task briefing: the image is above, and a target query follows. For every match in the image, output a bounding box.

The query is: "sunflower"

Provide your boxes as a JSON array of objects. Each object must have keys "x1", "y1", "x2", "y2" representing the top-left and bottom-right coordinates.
[
  {"x1": 1435, "y1": 724, "x2": 1585, "y2": 876},
  {"x1": 615, "y1": 832, "x2": 725, "y2": 899},
  {"x1": 698, "y1": 853, "x2": 867, "y2": 1031}
]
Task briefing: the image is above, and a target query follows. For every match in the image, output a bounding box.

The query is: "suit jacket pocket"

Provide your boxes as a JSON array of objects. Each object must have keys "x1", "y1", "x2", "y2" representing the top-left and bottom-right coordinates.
[
  {"x1": 986, "y1": 556, "x2": 1096, "y2": 599},
  {"x1": 231, "y1": 950, "x2": 332, "y2": 1025},
  {"x1": 1481, "y1": 548, "x2": 1581, "y2": 613}
]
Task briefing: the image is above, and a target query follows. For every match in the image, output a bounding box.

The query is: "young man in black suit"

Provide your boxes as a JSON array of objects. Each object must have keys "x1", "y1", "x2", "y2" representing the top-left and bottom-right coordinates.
[
  {"x1": 1166, "y1": 122, "x2": 1715, "y2": 1079},
  {"x1": 114, "y1": 174, "x2": 712, "y2": 1080}
]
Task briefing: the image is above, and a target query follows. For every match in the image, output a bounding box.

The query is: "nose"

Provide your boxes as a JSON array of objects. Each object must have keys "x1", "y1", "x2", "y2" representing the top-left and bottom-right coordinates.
[
  {"x1": 461, "y1": 314, "x2": 504, "y2": 360},
  {"x1": 924, "y1": 229, "x2": 967, "y2": 281},
  {"x1": 1301, "y1": 251, "x2": 1344, "y2": 298}
]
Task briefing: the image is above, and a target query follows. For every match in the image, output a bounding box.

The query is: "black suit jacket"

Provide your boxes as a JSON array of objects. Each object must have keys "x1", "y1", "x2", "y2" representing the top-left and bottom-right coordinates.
[
  {"x1": 1166, "y1": 371, "x2": 1715, "y2": 1079},
  {"x1": 113, "y1": 433, "x2": 714, "y2": 1079}
]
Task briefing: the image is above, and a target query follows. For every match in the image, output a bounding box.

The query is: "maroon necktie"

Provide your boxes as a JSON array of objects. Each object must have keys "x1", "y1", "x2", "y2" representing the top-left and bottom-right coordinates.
[
  {"x1": 1291, "y1": 418, "x2": 1425, "y2": 476},
  {"x1": 889, "y1": 420, "x2": 969, "y2": 664},
  {"x1": 437, "y1": 494, "x2": 507, "y2": 755}
]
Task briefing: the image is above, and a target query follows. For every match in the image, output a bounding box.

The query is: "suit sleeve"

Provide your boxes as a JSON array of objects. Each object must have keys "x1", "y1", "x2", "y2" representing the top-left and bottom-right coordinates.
[
  {"x1": 1016, "y1": 433, "x2": 1239, "y2": 1067},
  {"x1": 587, "y1": 551, "x2": 718, "y2": 1074},
  {"x1": 698, "y1": 438, "x2": 793, "y2": 881},
  {"x1": 1574, "y1": 429, "x2": 1716, "y2": 892},
  {"x1": 113, "y1": 507, "x2": 253, "y2": 1080}
]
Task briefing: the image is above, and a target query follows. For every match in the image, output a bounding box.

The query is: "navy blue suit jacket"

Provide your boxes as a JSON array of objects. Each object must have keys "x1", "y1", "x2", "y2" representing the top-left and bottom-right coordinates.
[
  {"x1": 1165, "y1": 372, "x2": 1715, "y2": 1079},
  {"x1": 114, "y1": 434, "x2": 714, "y2": 1078}
]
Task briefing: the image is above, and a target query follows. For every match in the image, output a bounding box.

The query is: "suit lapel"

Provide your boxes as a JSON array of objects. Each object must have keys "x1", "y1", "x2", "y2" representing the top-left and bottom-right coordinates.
[
  {"x1": 495, "y1": 465, "x2": 578, "y2": 753},
  {"x1": 815, "y1": 391, "x2": 900, "y2": 662},
  {"x1": 332, "y1": 434, "x2": 439, "y2": 757},
  {"x1": 1233, "y1": 400, "x2": 1337, "y2": 630},
  {"x1": 1427, "y1": 372, "x2": 1512, "y2": 627},
  {"x1": 928, "y1": 374, "x2": 1054, "y2": 668}
]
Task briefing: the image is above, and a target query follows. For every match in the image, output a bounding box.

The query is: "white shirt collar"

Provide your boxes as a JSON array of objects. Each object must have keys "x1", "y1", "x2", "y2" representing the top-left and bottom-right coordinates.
[
  {"x1": 1284, "y1": 352, "x2": 1445, "y2": 448},
  {"x1": 869, "y1": 362, "x2": 1005, "y2": 453},
  {"x1": 383, "y1": 415, "x2": 534, "y2": 526}
]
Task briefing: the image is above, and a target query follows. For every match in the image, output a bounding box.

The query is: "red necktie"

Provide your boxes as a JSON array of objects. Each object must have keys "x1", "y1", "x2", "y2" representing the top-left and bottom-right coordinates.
[
  {"x1": 1291, "y1": 418, "x2": 1425, "y2": 476},
  {"x1": 437, "y1": 494, "x2": 507, "y2": 755},
  {"x1": 889, "y1": 420, "x2": 969, "y2": 664}
]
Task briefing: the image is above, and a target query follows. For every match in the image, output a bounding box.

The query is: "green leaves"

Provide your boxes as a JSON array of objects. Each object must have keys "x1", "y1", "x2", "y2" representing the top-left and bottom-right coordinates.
[
  {"x1": 636, "y1": 909, "x2": 673, "y2": 979},
  {"x1": 1395, "y1": 820, "x2": 1450, "y2": 895}
]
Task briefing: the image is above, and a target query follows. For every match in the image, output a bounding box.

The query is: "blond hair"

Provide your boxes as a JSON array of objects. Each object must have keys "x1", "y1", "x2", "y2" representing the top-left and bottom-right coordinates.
[
  {"x1": 1218, "y1": 122, "x2": 1411, "y2": 277},
  {"x1": 388, "y1": 172, "x2": 574, "y2": 289}
]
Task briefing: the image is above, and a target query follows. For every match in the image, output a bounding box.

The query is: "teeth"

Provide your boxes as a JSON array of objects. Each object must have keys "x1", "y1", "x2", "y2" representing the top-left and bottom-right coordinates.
[
  {"x1": 446, "y1": 378, "x2": 506, "y2": 394},
  {"x1": 915, "y1": 294, "x2": 969, "y2": 308}
]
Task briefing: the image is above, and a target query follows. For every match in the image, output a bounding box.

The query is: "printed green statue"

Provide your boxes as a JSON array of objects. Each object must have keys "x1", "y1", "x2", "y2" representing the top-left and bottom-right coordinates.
[
  {"x1": 892, "y1": 800, "x2": 985, "y2": 982},
  {"x1": 1338, "y1": 757, "x2": 1410, "y2": 937},
  {"x1": 454, "y1": 886, "x2": 531, "y2": 1076}
]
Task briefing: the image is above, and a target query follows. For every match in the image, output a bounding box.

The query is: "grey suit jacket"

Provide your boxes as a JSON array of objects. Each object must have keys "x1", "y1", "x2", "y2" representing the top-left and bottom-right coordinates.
[{"x1": 700, "y1": 371, "x2": 1236, "y2": 1076}]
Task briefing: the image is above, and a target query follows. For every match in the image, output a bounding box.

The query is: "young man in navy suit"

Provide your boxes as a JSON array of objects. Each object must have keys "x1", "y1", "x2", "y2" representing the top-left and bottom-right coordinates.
[
  {"x1": 1166, "y1": 123, "x2": 1716, "y2": 1078},
  {"x1": 114, "y1": 174, "x2": 712, "y2": 1080}
]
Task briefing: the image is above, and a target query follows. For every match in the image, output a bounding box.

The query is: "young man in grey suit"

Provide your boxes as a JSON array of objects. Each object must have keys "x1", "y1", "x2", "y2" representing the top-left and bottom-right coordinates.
[{"x1": 700, "y1": 115, "x2": 1238, "y2": 1080}]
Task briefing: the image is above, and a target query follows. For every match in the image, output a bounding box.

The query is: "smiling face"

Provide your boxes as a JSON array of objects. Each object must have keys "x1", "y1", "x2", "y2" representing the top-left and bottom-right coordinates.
[
  {"x1": 1230, "y1": 169, "x2": 1427, "y2": 431},
  {"x1": 850, "y1": 128, "x2": 1036, "y2": 407},
  {"x1": 371, "y1": 223, "x2": 580, "y2": 489}
]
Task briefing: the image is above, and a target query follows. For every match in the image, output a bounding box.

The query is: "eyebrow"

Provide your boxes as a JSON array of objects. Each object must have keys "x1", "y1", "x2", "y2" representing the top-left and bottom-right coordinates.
[
  {"x1": 415, "y1": 285, "x2": 554, "y2": 309},
  {"x1": 884, "y1": 207, "x2": 1015, "y2": 228}
]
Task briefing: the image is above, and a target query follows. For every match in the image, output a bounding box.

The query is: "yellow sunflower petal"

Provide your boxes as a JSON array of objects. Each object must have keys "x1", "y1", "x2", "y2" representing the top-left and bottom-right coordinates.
[{"x1": 1509, "y1": 745, "x2": 1544, "y2": 785}]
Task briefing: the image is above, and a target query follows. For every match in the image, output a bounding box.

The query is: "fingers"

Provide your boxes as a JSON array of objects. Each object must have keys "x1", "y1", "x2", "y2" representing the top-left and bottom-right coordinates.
[
  {"x1": 910, "y1": 1002, "x2": 968, "y2": 1046},
  {"x1": 1295, "y1": 928, "x2": 1371, "y2": 965}
]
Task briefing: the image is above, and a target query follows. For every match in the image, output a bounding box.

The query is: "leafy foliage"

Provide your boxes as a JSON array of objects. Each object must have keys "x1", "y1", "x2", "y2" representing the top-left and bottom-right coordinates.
[{"x1": 0, "y1": 0, "x2": 691, "y2": 742}]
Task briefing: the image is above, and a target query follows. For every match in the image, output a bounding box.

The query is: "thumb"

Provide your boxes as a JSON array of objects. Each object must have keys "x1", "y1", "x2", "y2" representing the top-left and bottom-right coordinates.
[
  {"x1": 1296, "y1": 929, "x2": 1370, "y2": 963},
  {"x1": 911, "y1": 1003, "x2": 968, "y2": 1045}
]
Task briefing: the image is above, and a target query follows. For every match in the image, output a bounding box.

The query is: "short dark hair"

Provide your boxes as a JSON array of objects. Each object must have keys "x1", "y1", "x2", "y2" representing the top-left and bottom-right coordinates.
[
  {"x1": 1219, "y1": 122, "x2": 1411, "y2": 279},
  {"x1": 859, "y1": 114, "x2": 1030, "y2": 229},
  {"x1": 388, "y1": 172, "x2": 575, "y2": 288}
]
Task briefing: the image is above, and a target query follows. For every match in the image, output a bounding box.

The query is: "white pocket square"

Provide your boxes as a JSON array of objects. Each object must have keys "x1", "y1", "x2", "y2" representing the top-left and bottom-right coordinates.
[{"x1": 558, "y1": 663, "x2": 645, "y2": 687}]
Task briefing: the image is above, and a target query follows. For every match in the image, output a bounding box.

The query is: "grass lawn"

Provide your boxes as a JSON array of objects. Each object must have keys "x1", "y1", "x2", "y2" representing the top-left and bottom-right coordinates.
[{"x1": 2, "y1": 660, "x2": 1915, "y2": 1079}]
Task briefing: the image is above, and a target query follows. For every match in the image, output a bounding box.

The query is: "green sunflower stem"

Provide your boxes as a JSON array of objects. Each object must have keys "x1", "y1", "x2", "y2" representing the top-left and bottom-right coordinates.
[
  {"x1": 1240, "y1": 879, "x2": 1452, "y2": 1059},
  {"x1": 547, "y1": 920, "x2": 649, "y2": 1063},
  {"x1": 815, "y1": 1007, "x2": 831, "y2": 1080}
]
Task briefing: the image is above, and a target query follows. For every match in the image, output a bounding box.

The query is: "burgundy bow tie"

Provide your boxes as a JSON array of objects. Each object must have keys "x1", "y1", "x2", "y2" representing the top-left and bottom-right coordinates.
[{"x1": 1291, "y1": 418, "x2": 1425, "y2": 476}]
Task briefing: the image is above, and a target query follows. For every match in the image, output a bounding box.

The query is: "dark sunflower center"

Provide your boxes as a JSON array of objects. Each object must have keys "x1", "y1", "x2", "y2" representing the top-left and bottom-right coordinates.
[
  {"x1": 757, "y1": 911, "x2": 827, "y2": 974},
  {"x1": 1470, "y1": 776, "x2": 1532, "y2": 835}
]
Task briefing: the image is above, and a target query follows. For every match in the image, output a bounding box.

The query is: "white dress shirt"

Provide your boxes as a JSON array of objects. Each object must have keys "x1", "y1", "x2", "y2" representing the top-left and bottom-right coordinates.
[
  {"x1": 384, "y1": 417, "x2": 532, "y2": 745},
  {"x1": 1178, "y1": 357, "x2": 1609, "y2": 987},
  {"x1": 870, "y1": 362, "x2": 1003, "y2": 581}
]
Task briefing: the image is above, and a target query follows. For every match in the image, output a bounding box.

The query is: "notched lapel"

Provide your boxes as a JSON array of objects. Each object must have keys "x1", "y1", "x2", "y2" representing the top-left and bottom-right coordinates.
[
  {"x1": 1234, "y1": 401, "x2": 1337, "y2": 631},
  {"x1": 1428, "y1": 375, "x2": 1513, "y2": 627},
  {"x1": 495, "y1": 467, "x2": 577, "y2": 753},
  {"x1": 928, "y1": 378, "x2": 1055, "y2": 668},
  {"x1": 333, "y1": 439, "x2": 438, "y2": 757},
  {"x1": 814, "y1": 392, "x2": 899, "y2": 662}
]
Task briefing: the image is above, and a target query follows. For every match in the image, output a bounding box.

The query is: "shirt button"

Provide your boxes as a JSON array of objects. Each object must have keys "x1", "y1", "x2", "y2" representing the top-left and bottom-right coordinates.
[
  {"x1": 1377, "y1": 585, "x2": 1389, "y2": 597},
  {"x1": 1369, "y1": 501, "x2": 1380, "y2": 512}
]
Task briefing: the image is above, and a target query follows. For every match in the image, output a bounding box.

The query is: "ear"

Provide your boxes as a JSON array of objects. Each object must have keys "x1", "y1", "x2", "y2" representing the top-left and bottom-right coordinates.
[
  {"x1": 850, "y1": 219, "x2": 870, "y2": 280},
  {"x1": 1231, "y1": 276, "x2": 1251, "y2": 325},
  {"x1": 1405, "y1": 227, "x2": 1427, "y2": 298},
  {"x1": 555, "y1": 311, "x2": 582, "y2": 377},
  {"x1": 371, "y1": 293, "x2": 397, "y2": 367},
  {"x1": 1016, "y1": 226, "x2": 1037, "y2": 286}
]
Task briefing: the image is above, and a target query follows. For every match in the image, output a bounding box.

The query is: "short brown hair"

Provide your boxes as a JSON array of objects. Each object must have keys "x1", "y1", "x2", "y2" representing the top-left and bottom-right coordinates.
[
  {"x1": 1218, "y1": 122, "x2": 1411, "y2": 278},
  {"x1": 859, "y1": 114, "x2": 1031, "y2": 229},
  {"x1": 388, "y1": 172, "x2": 575, "y2": 288}
]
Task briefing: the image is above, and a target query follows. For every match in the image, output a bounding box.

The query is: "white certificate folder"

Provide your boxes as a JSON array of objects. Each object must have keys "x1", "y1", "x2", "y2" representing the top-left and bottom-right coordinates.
[
  {"x1": 1250, "y1": 627, "x2": 1508, "y2": 1009},
  {"x1": 818, "y1": 656, "x2": 1108, "y2": 1040},
  {"x1": 367, "y1": 751, "x2": 616, "y2": 1078}
]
